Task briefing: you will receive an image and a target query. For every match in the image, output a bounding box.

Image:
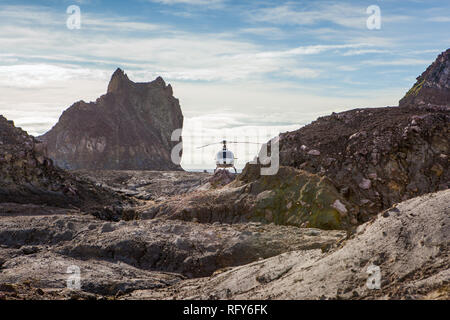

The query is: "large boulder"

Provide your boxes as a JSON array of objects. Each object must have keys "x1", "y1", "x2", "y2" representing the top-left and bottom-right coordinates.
[
  {"x1": 141, "y1": 165, "x2": 356, "y2": 230},
  {"x1": 40, "y1": 69, "x2": 183, "y2": 171}
]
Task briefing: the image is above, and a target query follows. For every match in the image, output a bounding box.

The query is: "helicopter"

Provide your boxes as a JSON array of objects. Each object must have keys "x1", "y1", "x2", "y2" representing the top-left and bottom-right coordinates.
[{"x1": 197, "y1": 140, "x2": 261, "y2": 173}]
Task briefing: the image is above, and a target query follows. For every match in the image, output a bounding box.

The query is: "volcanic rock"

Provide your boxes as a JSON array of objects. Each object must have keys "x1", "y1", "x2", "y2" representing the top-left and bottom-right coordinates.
[
  {"x1": 400, "y1": 49, "x2": 450, "y2": 107},
  {"x1": 140, "y1": 165, "x2": 356, "y2": 230},
  {"x1": 278, "y1": 106, "x2": 449, "y2": 223},
  {"x1": 0, "y1": 208, "x2": 345, "y2": 296},
  {"x1": 126, "y1": 189, "x2": 450, "y2": 300},
  {"x1": 274, "y1": 50, "x2": 450, "y2": 225},
  {"x1": 40, "y1": 68, "x2": 183, "y2": 170},
  {"x1": 73, "y1": 170, "x2": 211, "y2": 201},
  {"x1": 0, "y1": 115, "x2": 133, "y2": 210},
  {"x1": 207, "y1": 169, "x2": 236, "y2": 188}
]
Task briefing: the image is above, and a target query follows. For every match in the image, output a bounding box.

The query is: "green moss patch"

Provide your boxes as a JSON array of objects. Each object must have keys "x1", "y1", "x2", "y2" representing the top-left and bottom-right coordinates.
[{"x1": 249, "y1": 166, "x2": 348, "y2": 230}]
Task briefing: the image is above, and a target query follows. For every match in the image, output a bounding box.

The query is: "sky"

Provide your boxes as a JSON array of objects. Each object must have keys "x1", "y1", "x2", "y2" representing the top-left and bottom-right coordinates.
[{"x1": 0, "y1": 0, "x2": 449, "y2": 170}]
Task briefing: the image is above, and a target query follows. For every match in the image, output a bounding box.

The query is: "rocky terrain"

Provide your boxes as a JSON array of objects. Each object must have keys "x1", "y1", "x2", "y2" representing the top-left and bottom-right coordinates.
[
  {"x1": 0, "y1": 189, "x2": 446, "y2": 300},
  {"x1": 40, "y1": 69, "x2": 183, "y2": 171},
  {"x1": 273, "y1": 50, "x2": 449, "y2": 224},
  {"x1": 276, "y1": 105, "x2": 448, "y2": 224},
  {"x1": 0, "y1": 116, "x2": 133, "y2": 210},
  {"x1": 0, "y1": 204, "x2": 345, "y2": 299},
  {"x1": 128, "y1": 189, "x2": 449, "y2": 300},
  {"x1": 74, "y1": 170, "x2": 210, "y2": 201},
  {"x1": 400, "y1": 49, "x2": 450, "y2": 107},
  {"x1": 139, "y1": 165, "x2": 356, "y2": 230},
  {"x1": 0, "y1": 49, "x2": 449, "y2": 300},
  {"x1": 112, "y1": 50, "x2": 449, "y2": 231}
]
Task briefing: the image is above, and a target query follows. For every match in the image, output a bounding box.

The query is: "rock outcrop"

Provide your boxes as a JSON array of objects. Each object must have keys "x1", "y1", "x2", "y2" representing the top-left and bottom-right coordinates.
[
  {"x1": 0, "y1": 206, "x2": 345, "y2": 297},
  {"x1": 400, "y1": 49, "x2": 450, "y2": 107},
  {"x1": 0, "y1": 115, "x2": 133, "y2": 210},
  {"x1": 74, "y1": 170, "x2": 211, "y2": 201},
  {"x1": 41, "y1": 69, "x2": 183, "y2": 171},
  {"x1": 125, "y1": 189, "x2": 450, "y2": 300},
  {"x1": 274, "y1": 50, "x2": 450, "y2": 224},
  {"x1": 207, "y1": 169, "x2": 236, "y2": 188},
  {"x1": 140, "y1": 165, "x2": 356, "y2": 230},
  {"x1": 277, "y1": 106, "x2": 449, "y2": 224}
]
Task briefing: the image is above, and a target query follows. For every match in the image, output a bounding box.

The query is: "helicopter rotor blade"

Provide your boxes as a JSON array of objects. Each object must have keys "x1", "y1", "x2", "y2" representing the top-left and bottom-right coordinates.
[
  {"x1": 227, "y1": 141, "x2": 262, "y2": 145},
  {"x1": 197, "y1": 141, "x2": 262, "y2": 149},
  {"x1": 197, "y1": 142, "x2": 221, "y2": 149}
]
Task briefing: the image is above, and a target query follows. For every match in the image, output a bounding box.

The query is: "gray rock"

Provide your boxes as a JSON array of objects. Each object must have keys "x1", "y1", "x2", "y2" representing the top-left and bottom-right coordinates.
[
  {"x1": 130, "y1": 190, "x2": 450, "y2": 300},
  {"x1": 331, "y1": 199, "x2": 348, "y2": 215},
  {"x1": 0, "y1": 206, "x2": 345, "y2": 297},
  {"x1": 359, "y1": 178, "x2": 372, "y2": 190},
  {"x1": 308, "y1": 149, "x2": 321, "y2": 156}
]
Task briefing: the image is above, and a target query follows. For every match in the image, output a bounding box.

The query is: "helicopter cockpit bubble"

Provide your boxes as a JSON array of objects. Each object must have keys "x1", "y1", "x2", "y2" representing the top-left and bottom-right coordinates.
[{"x1": 216, "y1": 150, "x2": 234, "y2": 166}]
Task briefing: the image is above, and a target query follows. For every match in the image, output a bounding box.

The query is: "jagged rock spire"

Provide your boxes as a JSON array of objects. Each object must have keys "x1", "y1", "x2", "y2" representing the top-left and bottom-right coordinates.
[
  {"x1": 40, "y1": 68, "x2": 183, "y2": 171},
  {"x1": 107, "y1": 68, "x2": 131, "y2": 93}
]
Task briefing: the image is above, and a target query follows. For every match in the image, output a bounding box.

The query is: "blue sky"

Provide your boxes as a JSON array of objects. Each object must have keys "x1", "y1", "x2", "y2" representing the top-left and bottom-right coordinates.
[{"x1": 0, "y1": 0, "x2": 449, "y2": 169}]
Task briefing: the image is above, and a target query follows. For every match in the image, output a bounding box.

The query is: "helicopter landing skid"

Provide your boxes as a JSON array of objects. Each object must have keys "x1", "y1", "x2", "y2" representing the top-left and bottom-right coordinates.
[{"x1": 214, "y1": 167, "x2": 237, "y2": 174}]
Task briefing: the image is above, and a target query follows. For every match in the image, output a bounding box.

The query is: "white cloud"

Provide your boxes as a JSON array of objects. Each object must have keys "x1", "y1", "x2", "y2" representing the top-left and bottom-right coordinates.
[
  {"x1": 0, "y1": 4, "x2": 389, "y2": 86},
  {"x1": 82, "y1": 16, "x2": 168, "y2": 32},
  {"x1": 363, "y1": 58, "x2": 432, "y2": 66},
  {"x1": 342, "y1": 49, "x2": 389, "y2": 56},
  {"x1": 0, "y1": 5, "x2": 59, "y2": 26},
  {"x1": 0, "y1": 64, "x2": 109, "y2": 88},
  {"x1": 239, "y1": 27, "x2": 286, "y2": 39},
  {"x1": 248, "y1": 3, "x2": 411, "y2": 29},
  {"x1": 337, "y1": 65, "x2": 358, "y2": 72},
  {"x1": 0, "y1": 3, "x2": 426, "y2": 169},
  {"x1": 149, "y1": 0, "x2": 224, "y2": 7},
  {"x1": 249, "y1": 3, "x2": 368, "y2": 29},
  {"x1": 282, "y1": 68, "x2": 320, "y2": 79},
  {"x1": 2, "y1": 13, "x2": 372, "y2": 84},
  {"x1": 0, "y1": 5, "x2": 170, "y2": 33},
  {"x1": 427, "y1": 16, "x2": 450, "y2": 22}
]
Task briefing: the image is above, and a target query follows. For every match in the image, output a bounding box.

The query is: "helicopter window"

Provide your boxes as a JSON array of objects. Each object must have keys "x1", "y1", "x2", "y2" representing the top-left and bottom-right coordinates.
[{"x1": 217, "y1": 151, "x2": 233, "y2": 159}]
